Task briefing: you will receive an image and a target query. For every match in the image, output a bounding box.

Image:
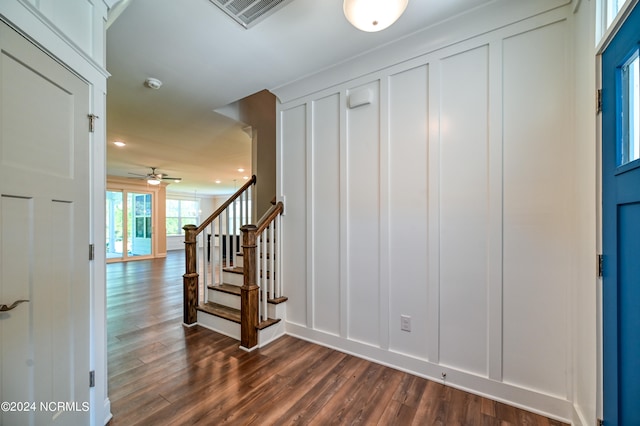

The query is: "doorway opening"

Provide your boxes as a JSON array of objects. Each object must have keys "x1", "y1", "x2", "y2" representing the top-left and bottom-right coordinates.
[{"x1": 106, "y1": 190, "x2": 154, "y2": 261}]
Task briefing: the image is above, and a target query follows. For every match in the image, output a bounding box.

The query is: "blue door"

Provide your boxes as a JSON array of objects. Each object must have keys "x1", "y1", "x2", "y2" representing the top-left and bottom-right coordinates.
[{"x1": 602, "y1": 3, "x2": 640, "y2": 425}]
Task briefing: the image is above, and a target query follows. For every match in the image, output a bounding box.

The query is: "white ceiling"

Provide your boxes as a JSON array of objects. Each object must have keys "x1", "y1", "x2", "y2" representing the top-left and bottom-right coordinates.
[{"x1": 106, "y1": 0, "x2": 491, "y2": 196}]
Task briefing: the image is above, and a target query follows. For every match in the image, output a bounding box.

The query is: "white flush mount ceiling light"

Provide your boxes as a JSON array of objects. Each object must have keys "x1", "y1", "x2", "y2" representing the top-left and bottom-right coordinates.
[{"x1": 343, "y1": 0, "x2": 409, "y2": 32}]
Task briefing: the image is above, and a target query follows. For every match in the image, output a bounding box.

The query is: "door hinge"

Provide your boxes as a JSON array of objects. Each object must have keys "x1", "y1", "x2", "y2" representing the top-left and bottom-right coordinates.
[
  {"x1": 598, "y1": 254, "x2": 603, "y2": 277},
  {"x1": 596, "y1": 89, "x2": 602, "y2": 114},
  {"x1": 88, "y1": 114, "x2": 99, "y2": 133},
  {"x1": 597, "y1": 418, "x2": 603, "y2": 426},
  {"x1": 89, "y1": 244, "x2": 95, "y2": 261},
  {"x1": 89, "y1": 370, "x2": 95, "y2": 388}
]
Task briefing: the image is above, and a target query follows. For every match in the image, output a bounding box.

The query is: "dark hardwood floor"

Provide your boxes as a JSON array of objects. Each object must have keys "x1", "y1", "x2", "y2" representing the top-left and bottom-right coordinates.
[{"x1": 107, "y1": 251, "x2": 567, "y2": 426}]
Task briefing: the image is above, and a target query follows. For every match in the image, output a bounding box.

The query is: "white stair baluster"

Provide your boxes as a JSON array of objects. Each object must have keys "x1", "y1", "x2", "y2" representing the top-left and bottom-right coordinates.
[
  {"x1": 202, "y1": 227, "x2": 208, "y2": 298},
  {"x1": 231, "y1": 198, "x2": 237, "y2": 267},
  {"x1": 276, "y1": 213, "x2": 282, "y2": 297},
  {"x1": 217, "y1": 215, "x2": 223, "y2": 285},
  {"x1": 224, "y1": 204, "x2": 233, "y2": 268},
  {"x1": 247, "y1": 185, "x2": 251, "y2": 224},
  {"x1": 240, "y1": 190, "x2": 246, "y2": 229},
  {"x1": 268, "y1": 223, "x2": 274, "y2": 301},
  {"x1": 196, "y1": 231, "x2": 202, "y2": 303},
  {"x1": 263, "y1": 232, "x2": 268, "y2": 320}
]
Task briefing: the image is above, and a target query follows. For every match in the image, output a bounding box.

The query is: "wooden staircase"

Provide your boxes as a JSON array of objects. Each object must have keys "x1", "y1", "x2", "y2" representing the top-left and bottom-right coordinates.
[
  {"x1": 196, "y1": 250, "x2": 287, "y2": 347},
  {"x1": 182, "y1": 176, "x2": 286, "y2": 351}
]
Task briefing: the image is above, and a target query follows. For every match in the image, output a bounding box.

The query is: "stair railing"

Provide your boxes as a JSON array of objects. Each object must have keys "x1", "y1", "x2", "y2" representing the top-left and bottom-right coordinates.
[
  {"x1": 183, "y1": 175, "x2": 256, "y2": 325},
  {"x1": 239, "y1": 201, "x2": 284, "y2": 349}
]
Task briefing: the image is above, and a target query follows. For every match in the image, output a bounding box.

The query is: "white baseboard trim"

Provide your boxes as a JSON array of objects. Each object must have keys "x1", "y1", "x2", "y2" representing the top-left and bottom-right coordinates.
[
  {"x1": 572, "y1": 402, "x2": 590, "y2": 426},
  {"x1": 285, "y1": 322, "x2": 573, "y2": 424},
  {"x1": 103, "y1": 398, "x2": 112, "y2": 425}
]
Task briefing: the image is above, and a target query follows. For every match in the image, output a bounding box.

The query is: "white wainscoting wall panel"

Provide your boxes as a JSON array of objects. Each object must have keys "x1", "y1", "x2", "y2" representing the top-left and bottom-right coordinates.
[
  {"x1": 311, "y1": 93, "x2": 341, "y2": 336},
  {"x1": 501, "y1": 19, "x2": 572, "y2": 399},
  {"x1": 280, "y1": 104, "x2": 307, "y2": 327},
  {"x1": 346, "y1": 81, "x2": 381, "y2": 347},
  {"x1": 438, "y1": 44, "x2": 490, "y2": 377},
  {"x1": 387, "y1": 64, "x2": 429, "y2": 359},
  {"x1": 277, "y1": 1, "x2": 577, "y2": 422}
]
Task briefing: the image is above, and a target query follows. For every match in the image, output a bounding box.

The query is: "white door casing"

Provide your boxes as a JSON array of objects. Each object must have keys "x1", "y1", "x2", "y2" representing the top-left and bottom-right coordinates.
[{"x1": 0, "y1": 21, "x2": 90, "y2": 426}]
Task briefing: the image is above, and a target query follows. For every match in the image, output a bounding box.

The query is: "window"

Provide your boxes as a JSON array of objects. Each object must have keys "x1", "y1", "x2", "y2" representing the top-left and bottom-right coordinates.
[
  {"x1": 166, "y1": 199, "x2": 199, "y2": 235},
  {"x1": 598, "y1": 0, "x2": 627, "y2": 43},
  {"x1": 606, "y1": 0, "x2": 625, "y2": 27},
  {"x1": 620, "y1": 51, "x2": 640, "y2": 166}
]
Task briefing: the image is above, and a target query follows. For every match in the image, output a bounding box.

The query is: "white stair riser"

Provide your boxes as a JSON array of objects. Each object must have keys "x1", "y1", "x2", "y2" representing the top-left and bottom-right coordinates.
[
  {"x1": 197, "y1": 310, "x2": 240, "y2": 340},
  {"x1": 232, "y1": 255, "x2": 276, "y2": 272},
  {"x1": 223, "y1": 271, "x2": 244, "y2": 286},
  {"x1": 197, "y1": 306, "x2": 286, "y2": 349},
  {"x1": 223, "y1": 269, "x2": 276, "y2": 283},
  {"x1": 208, "y1": 289, "x2": 241, "y2": 310},
  {"x1": 207, "y1": 287, "x2": 286, "y2": 319},
  {"x1": 258, "y1": 321, "x2": 285, "y2": 348},
  {"x1": 266, "y1": 302, "x2": 286, "y2": 320}
]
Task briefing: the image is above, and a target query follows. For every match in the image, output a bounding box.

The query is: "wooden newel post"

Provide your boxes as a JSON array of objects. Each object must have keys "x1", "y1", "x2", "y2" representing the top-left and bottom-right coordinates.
[
  {"x1": 240, "y1": 224, "x2": 259, "y2": 349},
  {"x1": 183, "y1": 224, "x2": 199, "y2": 325}
]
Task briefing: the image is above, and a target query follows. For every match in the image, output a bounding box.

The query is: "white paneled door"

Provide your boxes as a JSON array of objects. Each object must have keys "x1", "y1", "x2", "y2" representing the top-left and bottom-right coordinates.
[{"x1": 0, "y1": 21, "x2": 90, "y2": 425}]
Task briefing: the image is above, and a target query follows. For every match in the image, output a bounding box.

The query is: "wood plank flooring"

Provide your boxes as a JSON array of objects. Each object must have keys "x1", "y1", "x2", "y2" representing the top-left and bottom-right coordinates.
[{"x1": 107, "y1": 251, "x2": 567, "y2": 426}]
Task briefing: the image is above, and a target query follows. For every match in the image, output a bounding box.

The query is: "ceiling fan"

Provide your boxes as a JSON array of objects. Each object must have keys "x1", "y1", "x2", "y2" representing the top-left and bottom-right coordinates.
[{"x1": 129, "y1": 167, "x2": 182, "y2": 185}]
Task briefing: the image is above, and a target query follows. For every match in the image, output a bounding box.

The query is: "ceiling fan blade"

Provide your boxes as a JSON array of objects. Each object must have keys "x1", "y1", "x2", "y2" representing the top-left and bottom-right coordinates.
[{"x1": 127, "y1": 168, "x2": 180, "y2": 182}]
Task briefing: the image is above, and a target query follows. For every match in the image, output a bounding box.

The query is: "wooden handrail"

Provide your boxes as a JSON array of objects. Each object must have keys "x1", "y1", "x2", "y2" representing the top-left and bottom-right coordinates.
[
  {"x1": 255, "y1": 201, "x2": 283, "y2": 235},
  {"x1": 195, "y1": 175, "x2": 256, "y2": 235}
]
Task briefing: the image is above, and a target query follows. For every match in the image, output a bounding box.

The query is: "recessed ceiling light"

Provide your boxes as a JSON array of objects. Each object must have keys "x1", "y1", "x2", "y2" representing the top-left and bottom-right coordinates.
[
  {"x1": 243, "y1": 176, "x2": 249, "y2": 180},
  {"x1": 215, "y1": 180, "x2": 221, "y2": 184},
  {"x1": 237, "y1": 168, "x2": 245, "y2": 172},
  {"x1": 113, "y1": 141, "x2": 126, "y2": 147}
]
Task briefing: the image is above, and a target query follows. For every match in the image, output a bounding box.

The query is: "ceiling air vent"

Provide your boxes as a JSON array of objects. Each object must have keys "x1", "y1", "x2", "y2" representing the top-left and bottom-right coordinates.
[{"x1": 209, "y1": 0, "x2": 295, "y2": 29}]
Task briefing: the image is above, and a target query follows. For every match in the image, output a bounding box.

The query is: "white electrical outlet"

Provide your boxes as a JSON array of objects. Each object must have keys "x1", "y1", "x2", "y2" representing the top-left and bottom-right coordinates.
[{"x1": 401, "y1": 315, "x2": 411, "y2": 332}]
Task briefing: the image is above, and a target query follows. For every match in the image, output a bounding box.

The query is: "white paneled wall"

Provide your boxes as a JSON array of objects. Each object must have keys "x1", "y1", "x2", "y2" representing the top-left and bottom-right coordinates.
[
  {"x1": 388, "y1": 64, "x2": 429, "y2": 359},
  {"x1": 311, "y1": 94, "x2": 341, "y2": 336},
  {"x1": 346, "y1": 81, "x2": 381, "y2": 347},
  {"x1": 502, "y1": 20, "x2": 573, "y2": 399},
  {"x1": 278, "y1": 2, "x2": 578, "y2": 422},
  {"x1": 438, "y1": 45, "x2": 490, "y2": 377},
  {"x1": 280, "y1": 104, "x2": 307, "y2": 327}
]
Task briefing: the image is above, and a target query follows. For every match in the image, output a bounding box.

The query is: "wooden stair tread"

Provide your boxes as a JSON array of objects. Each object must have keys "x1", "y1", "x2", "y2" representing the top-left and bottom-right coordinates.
[
  {"x1": 257, "y1": 317, "x2": 280, "y2": 330},
  {"x1": 197, "y1": 302, "x2": 281, "y2": 331},
  {"x1": 223, "y1": 266, "x2": 244, "y2": 274},
  {"x1": 236, "y1": 252, "x2": 275, "y2": 259},
  {"x1": 208, "y1": 284, "x2": 287, "y2": 305},
  {"x1": 208, "y1": 283, "x2": 241, "y2": 295},
  {"x1": 222, "y1": 266, "x2": 275, "y2": 280},
  {"x1": 197, "y1": 302, "x2": 240, "y2": 323},
  {"x1": 268, "y1": 296, "x2": 288, "y2": 305}
]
